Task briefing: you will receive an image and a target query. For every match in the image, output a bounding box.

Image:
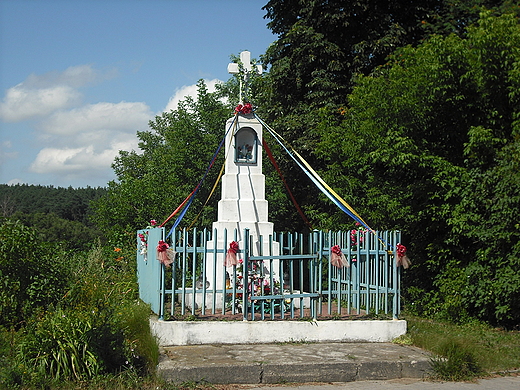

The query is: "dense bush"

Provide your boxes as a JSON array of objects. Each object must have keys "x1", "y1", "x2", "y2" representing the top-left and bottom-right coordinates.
[{"x1": 0, "y1": 220, "x2": 70, "y2": 328}]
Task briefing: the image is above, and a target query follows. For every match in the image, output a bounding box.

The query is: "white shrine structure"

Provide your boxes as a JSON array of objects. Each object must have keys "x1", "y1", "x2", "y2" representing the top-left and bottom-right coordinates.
[
  {"x1": 138, "y1": 52, "x2": 404, "y2": 334},
  {"x1": 204, "y1": 51, "x2": 280, "y2": 305}
]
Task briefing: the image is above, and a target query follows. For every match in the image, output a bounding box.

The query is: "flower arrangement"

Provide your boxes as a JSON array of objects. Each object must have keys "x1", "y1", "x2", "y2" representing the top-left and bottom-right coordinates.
[
  {"x1": 138, "y1": 231, "x2": 148, "y2": 260},
  {"x1": 226, "y1": 257, "x2": 285, "y2": 314},
  {"x1": 350, "y1": 222, "x2": 367, "y2": 263},
  {"x1": 146, "y1": 219, "x2": 157, "y2": 228},
  {"x1": 350, "y1": 222, "x2": 366, "y2": 247}
]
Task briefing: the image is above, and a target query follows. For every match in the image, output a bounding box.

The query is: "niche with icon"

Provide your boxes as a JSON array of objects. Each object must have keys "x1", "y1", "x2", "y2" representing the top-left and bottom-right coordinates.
[{"x1": 234, "y1": 127, "x2": 257, "y2": 164}]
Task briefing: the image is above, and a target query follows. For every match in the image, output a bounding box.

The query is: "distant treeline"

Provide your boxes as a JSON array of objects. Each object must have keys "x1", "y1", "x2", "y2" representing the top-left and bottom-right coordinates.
[
  {"x1": 0, "y1": 184, "x2": 107, "y2": 249},
  {"x1": 0, "y1": 184, "x2": 106, "y2": 224}
]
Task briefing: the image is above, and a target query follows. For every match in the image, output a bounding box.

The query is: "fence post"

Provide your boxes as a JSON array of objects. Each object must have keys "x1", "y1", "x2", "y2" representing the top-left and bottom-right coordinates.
[{"x1": 242, "y1": 228, "x2": 250, "y2": 321}]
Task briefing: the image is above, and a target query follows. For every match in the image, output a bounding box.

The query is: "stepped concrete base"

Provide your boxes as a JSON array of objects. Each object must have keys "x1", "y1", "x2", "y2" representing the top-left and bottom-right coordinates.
[
  {"x1": 157, "y1": 342, "x2": 432, "y2": 384},
  {"x1": 151, "y1": 318, "x2": 407, "y2": 346}
]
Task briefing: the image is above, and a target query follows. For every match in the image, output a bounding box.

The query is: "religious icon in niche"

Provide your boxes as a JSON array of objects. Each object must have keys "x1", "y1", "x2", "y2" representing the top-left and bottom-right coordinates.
[{"x1": 235, "y1": 127, "x2": 257, "y2": 164}]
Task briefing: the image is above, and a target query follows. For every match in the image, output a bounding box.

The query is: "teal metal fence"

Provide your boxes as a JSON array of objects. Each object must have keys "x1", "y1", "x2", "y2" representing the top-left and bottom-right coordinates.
[{"x1": 137, "y1": 227, "x2": 402, "y2": 320}]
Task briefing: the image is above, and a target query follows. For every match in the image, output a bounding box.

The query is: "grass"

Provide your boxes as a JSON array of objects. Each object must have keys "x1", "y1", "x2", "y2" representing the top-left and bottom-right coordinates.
[{"x1": 402, "y1": 315, "x2": 520, "y2": 380}]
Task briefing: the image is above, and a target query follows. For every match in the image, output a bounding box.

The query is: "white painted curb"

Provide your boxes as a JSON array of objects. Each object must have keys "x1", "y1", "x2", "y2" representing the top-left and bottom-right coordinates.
[{"x1": 151, "y1": 319, "x2": 407, "y2": 346}]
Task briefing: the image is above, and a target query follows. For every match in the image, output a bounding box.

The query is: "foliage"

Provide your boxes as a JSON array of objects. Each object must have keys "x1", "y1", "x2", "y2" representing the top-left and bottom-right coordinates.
[
  {"x1": 256, "y1": 0, "x2": 510, "y2": 232},
  {"x1": 313, "y1": 11, "x2": 520, "y2": 327},
  {"x1": 0, "y1": 184, "x2": 106, "y2": 250},
  {"x1": 20, "y1": 308, "x2": 102, "y2": 381},
  {"x1": 8, "y1": 211, "x2": 104, "y2": 250},
  {"x1": 262, "y1": 0, "x2": 509, "y2": 106},
  {"x1": 430, "y1": 339, "x2": 482, "y2": 381}
]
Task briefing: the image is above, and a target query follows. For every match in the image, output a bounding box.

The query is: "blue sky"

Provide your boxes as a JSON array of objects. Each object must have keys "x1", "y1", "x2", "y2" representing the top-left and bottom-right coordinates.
[{"x1": 0, "y1": 0, "x2": 275, "y2": 188}]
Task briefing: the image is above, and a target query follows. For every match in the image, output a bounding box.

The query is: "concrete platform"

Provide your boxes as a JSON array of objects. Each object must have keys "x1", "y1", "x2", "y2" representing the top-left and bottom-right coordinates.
[{"x1": 157, "y1": 342, "x2": 432, "y2": 384}]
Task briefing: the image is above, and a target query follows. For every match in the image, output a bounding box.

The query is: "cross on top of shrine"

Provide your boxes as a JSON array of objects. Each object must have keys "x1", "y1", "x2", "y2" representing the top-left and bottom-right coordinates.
[{"x1": 227, "y1": 51, "x2": 262, "y2": 104}]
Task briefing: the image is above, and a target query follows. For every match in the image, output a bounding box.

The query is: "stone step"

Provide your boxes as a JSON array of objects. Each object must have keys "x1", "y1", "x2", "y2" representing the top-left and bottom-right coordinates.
[{"x1": 157, "y1": 342, "x2": 432, "y2": 384}]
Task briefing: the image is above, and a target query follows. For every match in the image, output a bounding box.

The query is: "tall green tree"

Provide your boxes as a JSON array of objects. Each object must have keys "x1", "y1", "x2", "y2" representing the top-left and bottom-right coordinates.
[
  {"x1": 262, "y1": 0, "x2": 505, "y2": 108},
  {"x1": 256, "y1": 0, "x2": 510, "y2": 231},
  {"x1": 315, "y1": 11, "x2": 520, "y2": 326}
]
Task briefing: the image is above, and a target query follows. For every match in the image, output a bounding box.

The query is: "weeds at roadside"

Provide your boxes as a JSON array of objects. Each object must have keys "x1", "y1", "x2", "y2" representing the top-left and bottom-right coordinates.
[{"x1": 403, "y1": 315, "x2": 520, "y2": 381}]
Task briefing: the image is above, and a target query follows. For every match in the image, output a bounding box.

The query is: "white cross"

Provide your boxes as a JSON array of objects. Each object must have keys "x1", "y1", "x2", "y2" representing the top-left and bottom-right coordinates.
[{"x1": 228, "y1": 51, "x2": 262, "y2": 104}]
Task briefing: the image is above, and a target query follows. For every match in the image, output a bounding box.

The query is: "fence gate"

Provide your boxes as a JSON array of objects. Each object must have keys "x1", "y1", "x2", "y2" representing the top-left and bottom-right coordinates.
[{"x1": 137, "y1": 227, "x2": 402, "y2": 320}]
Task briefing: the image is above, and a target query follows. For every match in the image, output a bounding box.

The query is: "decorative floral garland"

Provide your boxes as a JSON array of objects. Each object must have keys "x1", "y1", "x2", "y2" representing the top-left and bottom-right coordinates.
[
  {"x1": 235, "y1": 103, "x2": 253, "y2": 115},
  {"x1": 138, "y1": 232, "x2": 148, "y2": 256}
]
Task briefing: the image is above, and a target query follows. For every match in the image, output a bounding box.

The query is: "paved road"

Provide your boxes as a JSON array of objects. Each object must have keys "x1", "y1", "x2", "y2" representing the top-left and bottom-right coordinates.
[{"x1": 247, "y1": 376, "x2": 520, "y2": 389}]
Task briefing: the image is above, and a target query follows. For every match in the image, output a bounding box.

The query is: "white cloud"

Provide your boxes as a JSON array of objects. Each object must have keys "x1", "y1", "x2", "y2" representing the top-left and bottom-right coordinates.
[
  {"x1": 1, "y1": 67, "x2": 228, "y2": 187},
  {"x1": 30, "y1": 101, "x2": 153, "y2": 177},
  {"x1": 31, "y1": 145, "x2": 119, "y2": 173},
  {"x1": 163, "y1": 78, "x2": 222, "y2": 113},
  {"x1": 23, "y1": 64, "x2": 106, "y2": 89},
  {"x1": 0, "y1": 64, "x2": 115, "y2": 122},
  {"x1": 0, "y1": 85, "x2": 81, "y2": 122},
  {"x1": 42, "y1": 101, "x2": 153, "y2": 136}
]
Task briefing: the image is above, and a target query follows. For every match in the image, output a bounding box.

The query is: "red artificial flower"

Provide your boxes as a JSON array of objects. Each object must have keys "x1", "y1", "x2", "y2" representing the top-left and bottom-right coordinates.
[
  {"x1": 157, "y1": 240, "x2": 169, "y2": 252},
  {"x1": 396, "y1": 243, "x2": 407, "y2": 257},
  {"x1": 242, "y1": 103, "x2": 252, "y2": 114},
  {"x1": 331, "y1": 245, "x2": 342, "y2": 255},
  {"x1": 229, "y1": 241, "x2": 239, "y2": 253},
  {"x1": 234, "y1": 103, "x2": 253, "y2": 114}
]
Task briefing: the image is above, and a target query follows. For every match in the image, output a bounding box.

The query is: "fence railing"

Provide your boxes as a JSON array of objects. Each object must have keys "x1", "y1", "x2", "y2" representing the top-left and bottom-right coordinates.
[{"x1": 137, "y1": 227, "x2": 402, "y2": 320}]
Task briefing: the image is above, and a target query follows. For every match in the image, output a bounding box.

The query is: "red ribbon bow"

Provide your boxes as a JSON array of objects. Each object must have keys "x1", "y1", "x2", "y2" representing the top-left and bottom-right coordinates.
[
  {"x1": 330, "y1": 244, "x2": 349, "y2": 268},
  {"x1": 395, "y1": 243, "x2": 411, "y2": 269},
  {"x1": 157, "y1": 240, "x2": 174, "y2": 267},
  {"x1": 225, "y1": 241, "x2": 239, "y2": 267}
]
